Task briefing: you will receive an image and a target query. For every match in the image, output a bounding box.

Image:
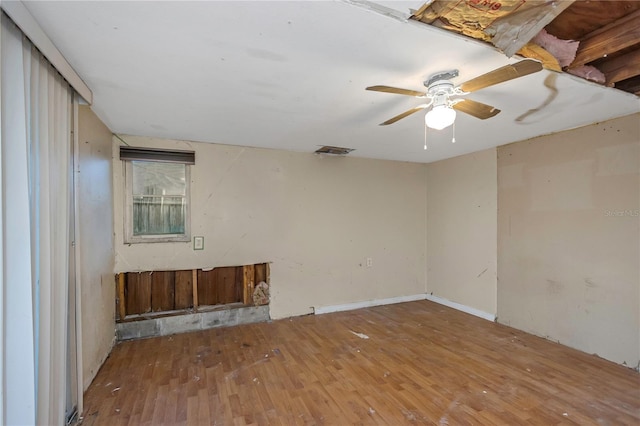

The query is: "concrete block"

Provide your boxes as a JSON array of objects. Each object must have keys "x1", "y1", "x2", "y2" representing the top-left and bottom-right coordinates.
[
  {"x1": 116, "y1": 305, "x2": 271, "y2": 341},
  {"x1": 202, "y1": 310, "x2": 230, "y2": 329},
  {"x1": 159, "y1": 313, "x2": 202, "y2": 336},
  {"x1": 116, "y1": 320, "x2": 159, "y2": 341},
  {"x1": 241, "y1": 305, "x2": 269, "y2": 323}
]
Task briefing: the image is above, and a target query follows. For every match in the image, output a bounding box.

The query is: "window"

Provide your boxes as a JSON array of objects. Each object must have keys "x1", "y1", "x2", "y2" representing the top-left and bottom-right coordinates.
[{"x1": 121, "y1": 147, "x2": 194, "y2": 243}]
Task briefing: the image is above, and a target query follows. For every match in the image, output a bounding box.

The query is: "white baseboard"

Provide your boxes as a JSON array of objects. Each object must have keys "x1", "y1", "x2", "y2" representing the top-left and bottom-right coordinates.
[
  {"x1": 314, "y1": 294, "x2": 427, "y2": 315},
  {"x1": 425, "y1": 294, "x2": 496, "y2": 322}
]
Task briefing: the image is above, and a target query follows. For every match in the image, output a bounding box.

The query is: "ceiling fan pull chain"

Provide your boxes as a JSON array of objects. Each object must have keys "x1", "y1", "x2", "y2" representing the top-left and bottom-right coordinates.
[
  {"x1": 424, "y1": 124, "x2": 428, "y2": 150},
  {"x1": 452, "y1": 121, "x2": 456, "y2": 143}
]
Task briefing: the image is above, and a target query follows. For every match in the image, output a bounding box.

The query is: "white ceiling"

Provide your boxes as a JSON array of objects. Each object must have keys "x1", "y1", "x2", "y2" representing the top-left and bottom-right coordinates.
[{"x1": 23, "y1": 0, "x2": 640, "y2": 163}]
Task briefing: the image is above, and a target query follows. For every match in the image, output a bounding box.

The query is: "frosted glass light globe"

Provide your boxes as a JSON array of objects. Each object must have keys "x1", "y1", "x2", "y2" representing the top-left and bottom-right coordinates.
[{"x1": 425, "y1": 105, "x2": 456, "y2": 130}]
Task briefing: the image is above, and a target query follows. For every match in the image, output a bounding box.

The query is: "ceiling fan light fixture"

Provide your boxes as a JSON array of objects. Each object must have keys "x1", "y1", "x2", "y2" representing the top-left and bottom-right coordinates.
[{"x1": 425, "y1": 105, "x2": 456, "y2": 130}]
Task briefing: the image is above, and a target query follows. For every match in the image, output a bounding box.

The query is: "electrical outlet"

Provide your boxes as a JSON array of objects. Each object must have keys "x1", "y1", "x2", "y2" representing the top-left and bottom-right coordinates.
[{"x1": 366, "y1": 257, "x2": 373, "y2": 267}]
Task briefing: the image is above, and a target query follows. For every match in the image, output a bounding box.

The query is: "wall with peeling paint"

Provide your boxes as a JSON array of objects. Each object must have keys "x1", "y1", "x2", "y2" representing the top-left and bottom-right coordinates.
[
  {"x1": 497, "y1": 113, "x2": 640, "y2": 368},
  {"x1": 426, "y1": 148, "x2": 498, "y2": 317},
  {"x1": 78, "y1": 106, "x2": 116, "y2": 389},
  {"x1": 112, "y1": 136, "x2": 427, "y2": 319}
]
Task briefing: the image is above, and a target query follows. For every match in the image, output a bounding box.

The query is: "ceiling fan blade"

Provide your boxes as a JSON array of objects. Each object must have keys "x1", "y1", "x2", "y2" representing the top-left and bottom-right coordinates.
[
  {"x1": 453, "y1": 99, "x2": 501, "y2": 120},
  {"x1": 366, "y1": 85, "x2": 426, "y2": 97},
  {"x1": 459, "y1": 59, "x2": 543, "y2": 93},
  {"x1": 380, "y1": 104, "x2": 428, "y2": 125}
]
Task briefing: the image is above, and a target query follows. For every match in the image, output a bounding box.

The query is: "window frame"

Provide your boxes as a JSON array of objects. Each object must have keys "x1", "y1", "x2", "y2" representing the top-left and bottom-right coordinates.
[{"x1": 123, "y1": 160, "x2": 191, "y2": 244}]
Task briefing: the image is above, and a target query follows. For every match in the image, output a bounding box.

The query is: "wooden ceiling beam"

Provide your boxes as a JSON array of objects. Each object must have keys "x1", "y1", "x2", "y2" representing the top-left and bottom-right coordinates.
[
  {"x1": 599, "y1": 48, "x2": 640, "y2": 86},
  {"x1": 570, "y1": 9, "x2": 640, "y2": 68},
  {"x1": 615, "y1": 76, "x2": 640, "y2": 94},
  {"x1": 616, "y1": 79, "x2": 640, "y2": 96}
]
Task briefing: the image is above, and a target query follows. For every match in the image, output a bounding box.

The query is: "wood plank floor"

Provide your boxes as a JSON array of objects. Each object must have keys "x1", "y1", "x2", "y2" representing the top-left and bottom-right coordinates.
[{"x1": 81, "y1": 300, "x2": 640, "y2": 425}]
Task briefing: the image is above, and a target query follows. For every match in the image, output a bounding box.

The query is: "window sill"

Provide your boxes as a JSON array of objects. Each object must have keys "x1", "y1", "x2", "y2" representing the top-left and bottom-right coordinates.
[{"x1": 124, "y1": 235, "x2": 190, "y2": 244}]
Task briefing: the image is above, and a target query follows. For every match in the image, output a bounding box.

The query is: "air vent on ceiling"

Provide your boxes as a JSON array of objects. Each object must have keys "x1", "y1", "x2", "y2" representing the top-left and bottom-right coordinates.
[{"x1": 314, "y1": 146, "x2": 355, "y2": 155}]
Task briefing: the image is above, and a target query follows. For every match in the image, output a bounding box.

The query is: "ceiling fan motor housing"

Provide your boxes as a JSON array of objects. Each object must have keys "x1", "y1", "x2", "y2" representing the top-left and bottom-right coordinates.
[{"x1": 427, "y1": 81, "x2": 456, "y2": 107}]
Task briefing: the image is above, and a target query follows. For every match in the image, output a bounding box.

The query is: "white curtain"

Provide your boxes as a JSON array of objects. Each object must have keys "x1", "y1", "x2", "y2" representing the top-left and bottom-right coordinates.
[{"x1": 1, "y1": 12, "x2": 73, "y2": 425}]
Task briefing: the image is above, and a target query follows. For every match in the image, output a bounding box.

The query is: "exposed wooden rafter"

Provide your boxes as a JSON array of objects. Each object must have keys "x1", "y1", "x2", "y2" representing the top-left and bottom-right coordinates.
[
  {"x1": 569, "y1": 9, "x2": 640, "y2": 68},
  {"x1": 616, "y1": 78, "x2": 640, "y2": 95},
  {"x1": 599, "y1": 49, "x2": 640, "y2": 86},
  {"x1": 411, "y1": 1, "x2": 640, "y2": 96}
]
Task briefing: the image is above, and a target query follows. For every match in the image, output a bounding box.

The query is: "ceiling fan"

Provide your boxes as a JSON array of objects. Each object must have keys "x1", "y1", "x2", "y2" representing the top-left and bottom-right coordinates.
[{"x1": 366, "y1": 59, "x2": 543, "y2": 130}]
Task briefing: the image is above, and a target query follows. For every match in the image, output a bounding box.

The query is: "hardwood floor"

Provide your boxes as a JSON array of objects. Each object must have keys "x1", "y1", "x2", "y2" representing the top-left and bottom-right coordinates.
[{"x1": 81, "y1": 300, "x2": 640, "y2": 425}]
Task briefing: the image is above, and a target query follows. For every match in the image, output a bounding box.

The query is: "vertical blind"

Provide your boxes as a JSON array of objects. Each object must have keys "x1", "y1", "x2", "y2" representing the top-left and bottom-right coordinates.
[{"x1": 1, "y1": 12, "x2": 75, "y2": 425}]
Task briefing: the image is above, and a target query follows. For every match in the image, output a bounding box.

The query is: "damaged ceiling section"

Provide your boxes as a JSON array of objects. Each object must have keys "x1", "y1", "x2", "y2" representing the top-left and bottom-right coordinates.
[{"x1": 411, "y1": 0, "x2": 640, "y2": 96}]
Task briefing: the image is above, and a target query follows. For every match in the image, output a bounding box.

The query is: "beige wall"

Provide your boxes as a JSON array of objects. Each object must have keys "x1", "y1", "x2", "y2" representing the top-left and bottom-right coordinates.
[
  {"x1": 113, "y1": 136, "x2": 427, "y2": 319},
  {"x1": 426, "y1": 148, "x2": 498, "y2": 316},
  {"x1": 497, "y1": 113, "x2": 640, "y2": 367},
  {"x1": 106, "y1": 114, "x2": 638, "y2": 367},
  {"x1": 77, "y1": 106, "x2": 115, "y2": 389}
]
